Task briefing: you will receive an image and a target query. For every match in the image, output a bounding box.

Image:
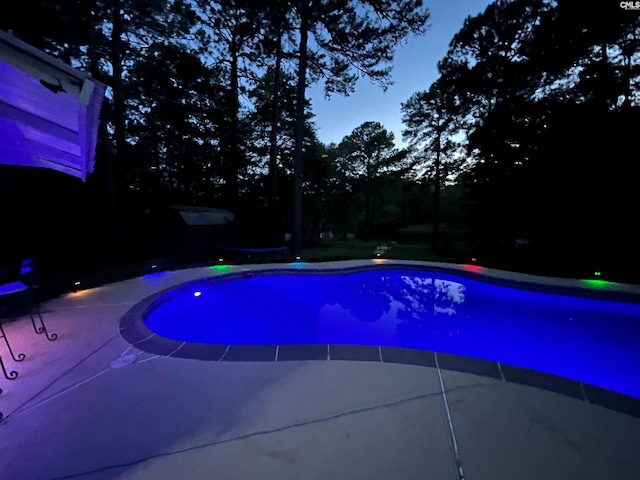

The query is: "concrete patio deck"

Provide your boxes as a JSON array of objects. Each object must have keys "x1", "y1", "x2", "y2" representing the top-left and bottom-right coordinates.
[{"x1": 1, "y1": 261, "x2": 639, "y2": 479}]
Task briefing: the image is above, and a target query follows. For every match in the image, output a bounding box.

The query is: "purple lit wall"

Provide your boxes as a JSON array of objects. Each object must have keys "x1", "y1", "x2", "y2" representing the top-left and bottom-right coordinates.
[{"x1": 0, "y1": 31, "x2": 105, "y2": 181}]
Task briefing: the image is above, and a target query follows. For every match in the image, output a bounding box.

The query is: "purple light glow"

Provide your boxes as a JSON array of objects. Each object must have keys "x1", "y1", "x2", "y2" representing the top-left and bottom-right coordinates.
[{"x1": 0, "y1": 31, "x2": 105, "y2": 181}]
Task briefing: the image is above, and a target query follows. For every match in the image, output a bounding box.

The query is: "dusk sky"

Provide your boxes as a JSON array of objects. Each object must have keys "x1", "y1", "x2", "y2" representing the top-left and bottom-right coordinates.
[{"x1": 309, "y1": 0, "x2": 494, "y2": 147}]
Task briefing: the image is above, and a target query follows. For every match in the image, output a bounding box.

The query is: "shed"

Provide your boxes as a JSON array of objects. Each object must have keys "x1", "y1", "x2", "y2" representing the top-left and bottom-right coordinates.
[{"x1": 147, "y1": 206, "x2": 236, "y2": 262}]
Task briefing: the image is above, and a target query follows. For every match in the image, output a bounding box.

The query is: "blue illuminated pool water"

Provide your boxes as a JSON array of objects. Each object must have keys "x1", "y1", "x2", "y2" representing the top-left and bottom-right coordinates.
[{"x1": 144, "y1": 268, "x2": 640, "y2": 398}]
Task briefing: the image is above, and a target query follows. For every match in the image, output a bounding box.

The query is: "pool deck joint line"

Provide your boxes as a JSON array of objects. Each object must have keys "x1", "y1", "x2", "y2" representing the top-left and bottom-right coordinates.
[
  {"x1": 581, "y1": 382, "x2": 589, "y2": 402},
  {"x1": 435, "y1": 352, "x2": 466, "y2": 480},
  {"x1": 218, "y1": 345, "x2": 230, "y2": 361}
]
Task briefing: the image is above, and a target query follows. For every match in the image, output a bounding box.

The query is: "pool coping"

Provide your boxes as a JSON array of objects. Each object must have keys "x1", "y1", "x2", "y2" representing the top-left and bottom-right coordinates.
[{"x1": 119, "y1": 261, "x2": 640, "y2": 420}]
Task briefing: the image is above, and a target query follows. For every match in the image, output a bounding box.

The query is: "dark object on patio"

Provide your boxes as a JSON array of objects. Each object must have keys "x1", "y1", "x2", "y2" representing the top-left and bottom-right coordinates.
[{"x1": 0, "y1": 259, "x2": 57, "y2": 377}]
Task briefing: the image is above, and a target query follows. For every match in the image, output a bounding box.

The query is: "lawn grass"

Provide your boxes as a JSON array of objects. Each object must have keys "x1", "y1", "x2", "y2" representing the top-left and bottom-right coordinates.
[
  {"x1": 395, "y1": 223, "x2": 468, "y2": 235},
  {"x1": 395, "y1": 224, "x2": 430, "y2": 235},
  {"x1": 385, "y1": 244, "x2": 438, "y2": 261},
  {"x1": 302, "y1": 240, "x2": 375, "y2": 262},
  {"x1": 302, "y1": 239, "x2": 460, "y2": 263}
]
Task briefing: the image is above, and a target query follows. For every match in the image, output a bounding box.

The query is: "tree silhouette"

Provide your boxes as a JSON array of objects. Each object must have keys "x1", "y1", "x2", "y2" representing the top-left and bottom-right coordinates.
[
  {"x1": 339, "y1": 121, "x2": 409, "y2": 242},
  {"x1": 289, "y1": 0, "x2": 430, "y2": 256},
  {"x1": 402, "y1": 77, "x2": 466, "y2": 250},
  {"x1": 125, "y1": 42, "x2": 223, "y2": 205}
]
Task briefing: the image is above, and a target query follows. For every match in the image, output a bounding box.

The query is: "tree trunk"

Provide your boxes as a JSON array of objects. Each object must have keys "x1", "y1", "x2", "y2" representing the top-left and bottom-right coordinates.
[
  {"x1": 227, "y1": 23, "x2": 241, "y2": 210},
  {"x1": 341, "y1": 178, "x2": 349, "y2": 241},
  {"x1": 601, "y1": 41, "x2": 608, "y2": 112},
  {"x1": 109, "y1": 0, "x2": 124, "y2": 249},
  {"x1": 309, "y1": 207, "x2": 322, "y2": 243},
  {"x1": 432, "y1": 127, "x2": 441, "y2": 251},
  {"x1": 268, "y1": 32, "x2": 283, "y2": 232},
  {"x1": 88, "y1": 6, "x2": 117, "y2": 251},
  {"x1": 292, "y1": 2, "x2": 310, "y2": 258},
  {"x1": 623, "y1": 50, "x2": 632, "y2": 111},
  {"x1": 364, "y1": 180, "x2": 371, "y2": 243}
]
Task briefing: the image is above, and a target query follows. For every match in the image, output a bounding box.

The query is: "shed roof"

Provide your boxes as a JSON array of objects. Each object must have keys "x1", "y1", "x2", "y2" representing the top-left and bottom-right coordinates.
[{"x1": 169, "y1": 205, "x2": 235, "y2": 226}]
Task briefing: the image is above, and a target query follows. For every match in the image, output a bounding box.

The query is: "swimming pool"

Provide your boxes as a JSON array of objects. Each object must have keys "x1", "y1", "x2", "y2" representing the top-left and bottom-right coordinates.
[{"x1": 123, "y1": 265, "x2": 640, "y2": 401}]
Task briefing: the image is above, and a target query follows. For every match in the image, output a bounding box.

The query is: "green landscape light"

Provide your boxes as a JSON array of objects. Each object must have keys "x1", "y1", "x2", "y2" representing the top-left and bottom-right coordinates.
[
  {"x1": 583, "y1": 279, "x2": 612, "y2": 288},
  {"x1": 210, "y1": 265, "x2": 231, "y2": 272}
]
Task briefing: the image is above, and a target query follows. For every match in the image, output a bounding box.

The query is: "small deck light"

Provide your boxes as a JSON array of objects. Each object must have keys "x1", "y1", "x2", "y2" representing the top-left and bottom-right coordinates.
[
  {"x1": 295, "y1": 256, "x2": 301, "y2": 261},
  {"x1": 471, "y1": 257, "x2": 477, "y2": 262},
  {"x1": 193, "y1": 291, "x2": 202, "y2": 297},
  {"x1": 218, "y1": 258, "x2": 224, "y2": 263},
  {"x1": 594, "y1": 271, "x2": 602, "y2": 277},
  {"x1": 151, "y1": 264, "x2": 157, "y2": 270}
]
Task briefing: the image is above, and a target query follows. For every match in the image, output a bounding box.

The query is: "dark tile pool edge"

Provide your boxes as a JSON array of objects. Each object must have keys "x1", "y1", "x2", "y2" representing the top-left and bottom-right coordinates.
[
  {"x1": 222, "y1": 345, "x2": 278, "y2": 362},
  {"x1": 329, "y1": 345, "x2": 381, "y2": 362},
  {"x1": 118, "y1": 332, "x2": 640, "y2": 420},
  {"x1": 582, "y1": 385, "x2": 640, "y2": 418},
  {"x1": 117, "y1": 265, "x2": 640, "y2": 420},
  {"x1": 278, "y1": 344, "x2": 328, "y2": 361},
  {"x1": 500, "y1": 364, "x2": 585, "y2": 400},
  {"x1": 436, "y1": 352, "x2": 503, "y2": 380}
]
